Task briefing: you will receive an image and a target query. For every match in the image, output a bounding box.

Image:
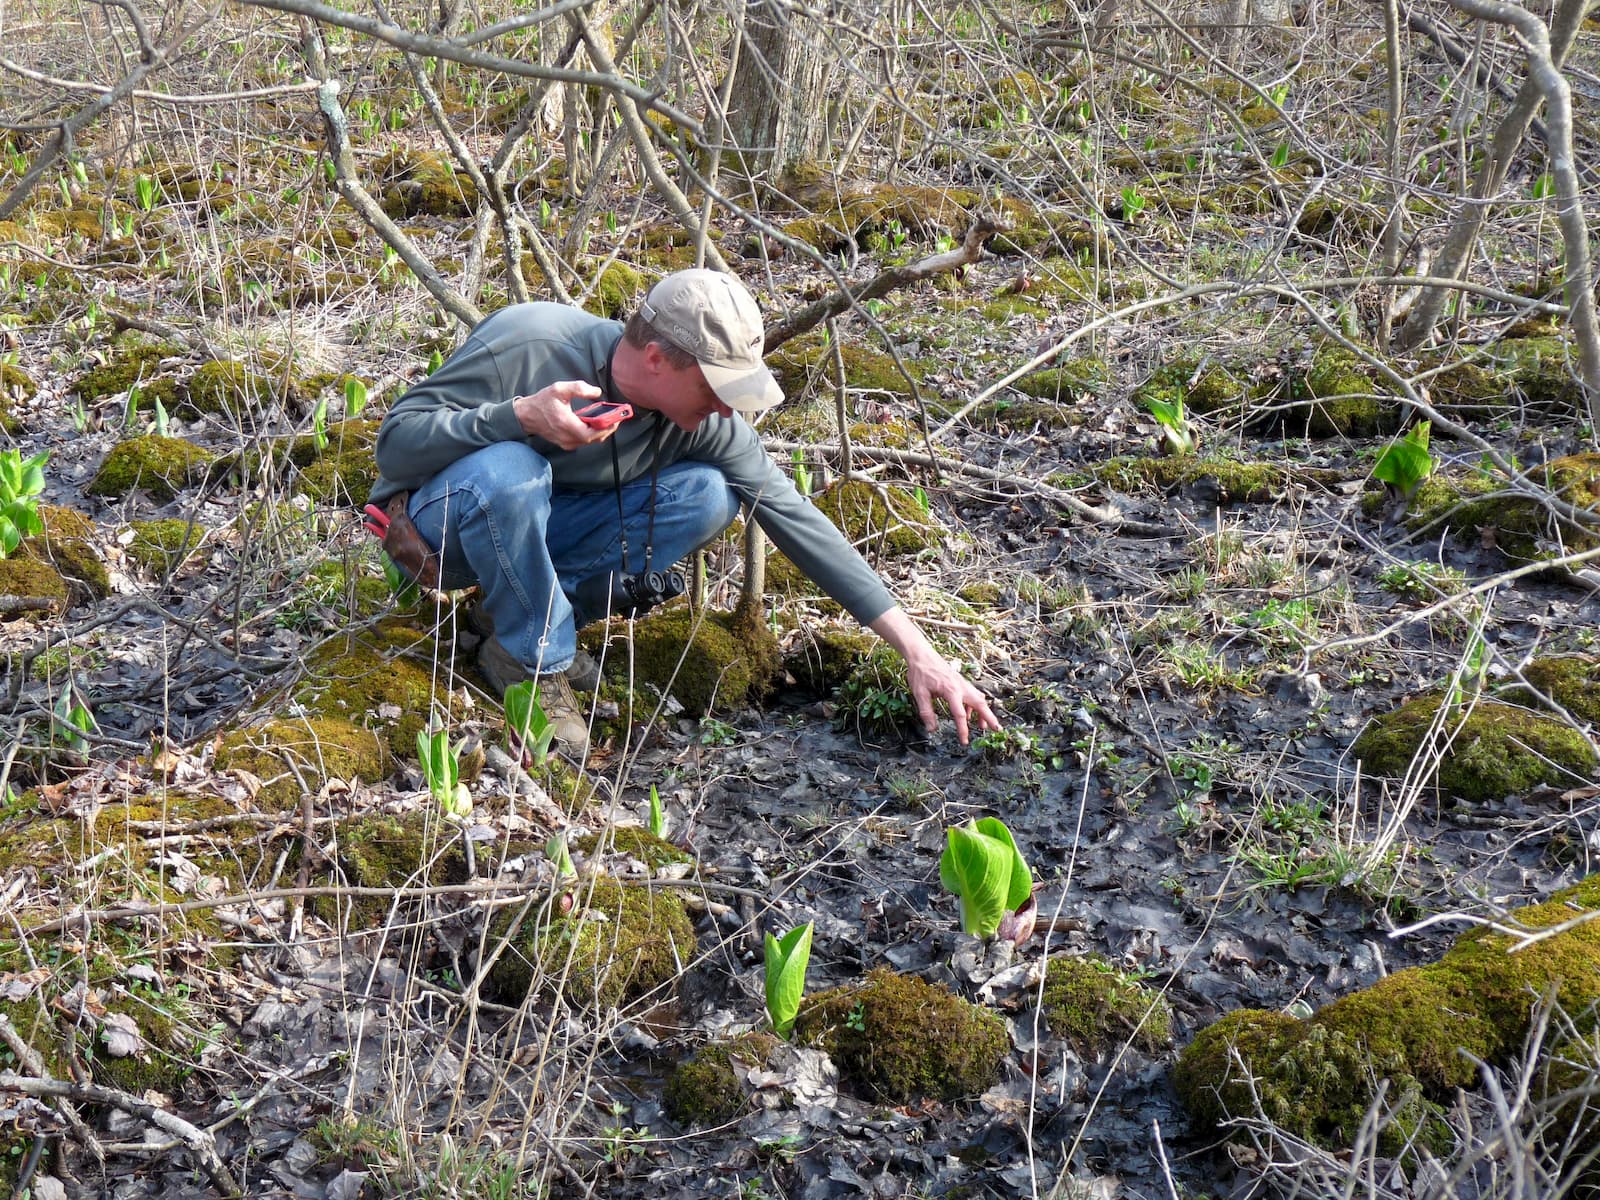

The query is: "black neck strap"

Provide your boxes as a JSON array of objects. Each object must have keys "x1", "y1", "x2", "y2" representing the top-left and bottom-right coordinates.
[{"x1": 607, "y1": 409, "x2": 666, "y2": 577}]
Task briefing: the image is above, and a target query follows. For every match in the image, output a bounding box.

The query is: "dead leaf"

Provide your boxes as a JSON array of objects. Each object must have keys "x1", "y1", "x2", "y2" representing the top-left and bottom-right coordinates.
[
  {"x1": 0, "y1": 968, "x2": 51, "y2": 1002},
  {"x1": 101, "y1": 1012, "x2": 143, "y2": 1058}
]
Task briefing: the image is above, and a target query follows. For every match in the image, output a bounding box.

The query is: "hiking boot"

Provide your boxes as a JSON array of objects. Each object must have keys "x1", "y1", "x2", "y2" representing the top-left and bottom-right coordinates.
[{"x1": 476, "y1": 636, "x2": 590, "y2": 758}]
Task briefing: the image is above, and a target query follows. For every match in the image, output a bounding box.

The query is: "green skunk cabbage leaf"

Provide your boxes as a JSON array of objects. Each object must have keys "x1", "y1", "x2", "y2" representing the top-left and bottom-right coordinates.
[
  {"x1": 940, "y1": 818, "x2": 1031, "y2": 938},
  {"x1": 764, "y1": 922, "x2": 813, "y2": 1037}
]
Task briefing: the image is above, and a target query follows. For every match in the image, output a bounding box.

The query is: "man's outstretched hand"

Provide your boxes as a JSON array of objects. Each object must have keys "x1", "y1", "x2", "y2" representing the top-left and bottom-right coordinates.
[
  {"x1": 869, "y1": 606, "x2": 1001, "y2": 745},
  {"x1": 514, "y1": 381, "x2": 614, "y2": 450}
]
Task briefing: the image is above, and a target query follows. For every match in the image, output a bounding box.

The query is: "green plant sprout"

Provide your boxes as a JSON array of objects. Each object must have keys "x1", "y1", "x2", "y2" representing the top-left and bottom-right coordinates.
[
  {"x1": 791, "y1": 448, "x2": 811, "y2": 497},
  {"x1": 763, "y1": 921, "x2": 813, "y2": 1037},
  {"x1": 1372, "y1": 420, "x2": 1434, "y2": 498},
  {"x1": 153, "y1": 397, "x2": 170, "y2": 438},
  {"x1": 648, "y1": 783, "x2": 666, "y2": 838},
  {"x1": 416, "y1": 726, "x2": 472, "y2": 818},
  {"x1": 939, "y1": 817, "x2": 1032, "y2": 939},
  {"x1": 52, "y1": 685, "x2": 95, "y2": 755},
  {"x1": 546, "y1": 830, "x2": 575, "y2": 880},
  {"x1": 1118, "y1": 186, "x2": 1146, "y2": 220},
  {"x1": 382, "y1": 558, "x2": 419, "y2": 605},
  {"x1": 133, "y1": 174, "x2": 156, "y2": 212},
  {"x1": 0, "y1": 448, "x2": 48, "y2": 558},
  {"x1": 124, "y1": 384, "x2": 142, "y2": 431},
  {"x1": 312, "y1": 397, "x2": 329, "y2": 452},
  {"x1": 503, "y1": 679, "x2": 555, "y2": 763},
  {"x1": 344, "y1": 376, "x2": 369, "y2": 418},
  {"x1": 1141, "y1": 392, "x2": 1194, "y2": 455}
]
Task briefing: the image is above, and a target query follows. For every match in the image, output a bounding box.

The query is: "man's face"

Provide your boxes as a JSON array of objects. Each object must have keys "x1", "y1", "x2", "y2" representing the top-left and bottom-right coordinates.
[{"x1": 650, "y1": 356, "x2": 734, "y2": 432}]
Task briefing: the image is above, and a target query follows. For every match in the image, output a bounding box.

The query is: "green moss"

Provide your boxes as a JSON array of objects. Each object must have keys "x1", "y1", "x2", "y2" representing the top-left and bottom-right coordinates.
[
  {"x1": 216, "y1": 716, "x2": 390, "y2": 812},
  {"x1": 619, "y1": 602, "x2": 772, "y2": 716},
  {"x1": 488, "y1": 874, "x2": 695, "y2": 1010},
  {"x1": 377, "y1": 149, "x2": 477, "y2": 218},
  {"x1": 663, "y1": 1032, "x2": 780, "y2": 1127},
  {"x1": 811, "y1": 478, "x2": 939, "y2": 557},
  {"x1": 126, "y1": 518, "x2": 201, "y2": 573},
  {"x1": 183, "y1": 359, "x2": 282, "y2": 418},
  {"x1": 295, "y1": 628, "x2": 454, "y2": 758},
  {"x1": 73, "y1": 338, "x2": 186, "y2": 404},
  {"x1": 1351, "y1": 694, "x2": 1598, "y2": 803},
  {"x1": 767, "y1": 332, "x2": 924, "y2": 403},
  {"x1": 582, "y1": 261, "x2": 645, "y2": 318},
  {"x1": 1135, "y1": 359, "x2": 1247, "y2": 420},
  {"x1": 1407, "y1": 455, "x2": 1600, "y2": 560},
  {"x1": 26, "y1": 505, "x2": 108, "y2": 599},
  {"x1": 575, "y1": 825, "x2": 693, "y2": 869},
  {"x1": 0, "y1": 555, "x2": 68, "y2": 617},
  {"x1": 1012, "y1": 359, "x2": 1108, "y2": 402},
  {"x1": 1502, "y1": 655, "x2": 1600, "y2": 723},
  {"x1": 1096, "y1": 455, "x2": 1283, "y2": 502},
  {"x1": 1039, "y1": 955, "x2": 1174, "y2": 1055},
  {"x1": 968, "y1": 397, "x2": 1081, "y2": 432},
  {"x1": 1496, "y1": 337, "x2": 1587, "y2": 416},
  {"x1": 1292, "y1": 346, "x2": 1402, "y2": 437},
  {"x1": 782, "y1": 624, "x2": 875, "y2": 695},
  {"x1": 86, "y1": 435, "x2": 215, "y2": 502},
  {"x1": 796, "y1": 967, "x2": 1007, "y2": 1102},
  {"x1": 1178, "y1": 873, "x2": 1600, "y2": 1156}
]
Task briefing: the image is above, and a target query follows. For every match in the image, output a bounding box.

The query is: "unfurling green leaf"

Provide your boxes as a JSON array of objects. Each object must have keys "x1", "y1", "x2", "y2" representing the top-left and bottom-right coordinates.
[
  {"x1": 648, "y1": 784, "x2": 665, "y2": 838},
  {"x1": 938, "y1": 817, "x2": 1032, "y2": 938},
  {"x1": 504, "y1": 679, "x2": 555, "y2": 762},
  {"x1": 763, "y1": 922, "x2": 813, "y2": 1037},
  {"x1": 1372, "y1": 420, "x2": 1435, "y2": 497}
]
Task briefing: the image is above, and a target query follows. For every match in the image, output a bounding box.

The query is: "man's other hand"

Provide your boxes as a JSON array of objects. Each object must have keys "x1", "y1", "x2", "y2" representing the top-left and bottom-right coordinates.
[
  {"x1": 513, "y1": 381, "x2": 611, "y2": 449},
  {"x1": 905, "y1": 652, "x2": 1001, "y2": 746},
  {"x1": 869, "y1": 606, "x2": 1001, "y2": 746}
]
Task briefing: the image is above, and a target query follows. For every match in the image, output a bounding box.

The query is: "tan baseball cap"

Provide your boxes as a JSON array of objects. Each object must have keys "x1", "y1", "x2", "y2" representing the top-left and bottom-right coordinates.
[{"x1": 639, "y1": 269, "x2": 785, "y2": 413}]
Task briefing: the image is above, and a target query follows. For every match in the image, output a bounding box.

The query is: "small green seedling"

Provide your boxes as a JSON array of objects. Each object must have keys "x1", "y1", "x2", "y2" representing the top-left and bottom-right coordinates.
[
  {"x1": 546, "y1": 831, "x2": 575, "y2": 880},
  {"x1": 939, "y1": 817, "x2": 1032, "y2": 939},
  {"x1": 0, "y1": 448, "x2": 48, "y2": 558},
  {"x1": 416, "y1": 726, "x2": 471, "y2": 817},
  {"x1": 134, "y1": 174, "x2": 157, "y2": 212},
  {"x1": 1372, "y1": 420, "x2": 1435, "y2": 498},
  {"x1": 1141, "y1": 393, "x2": 1194, "y2": 455},
  {"x1": 503, "y1": 679, "x2": 555, "y2": 763},
  {"x1": 763, "y1": 922, "x2": 813, "y2": 1038},
  {"x1": 311, "y1": 398, "x2": 329, "y2": 453},
  {"x1": 791, "y1": 449, "x2": 811, "y2": 497},
  {"x1": 647, "y1": 784, "x2": 666, "y2": 838},
  {"x1": 152, "y1": 397, "x2": 170, "y2": 438},
  {"x1": 51, "y1": 685, "x2": 95, "y2": 755},
  {"x1": 343, "y1": 376, "x2": 368, "y2": 418}
]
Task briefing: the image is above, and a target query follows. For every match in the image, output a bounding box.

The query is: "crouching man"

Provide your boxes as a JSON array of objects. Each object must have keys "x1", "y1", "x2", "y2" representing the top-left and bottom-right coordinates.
[{"x1": 367, "y1": 268, "x2": 1000, "y2": 755}]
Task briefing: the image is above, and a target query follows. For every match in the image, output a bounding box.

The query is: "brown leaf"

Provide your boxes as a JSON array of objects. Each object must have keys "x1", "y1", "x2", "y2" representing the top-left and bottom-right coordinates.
[{"x1": 101, "y1": 1012, "x2": 143, "y2": 1058}]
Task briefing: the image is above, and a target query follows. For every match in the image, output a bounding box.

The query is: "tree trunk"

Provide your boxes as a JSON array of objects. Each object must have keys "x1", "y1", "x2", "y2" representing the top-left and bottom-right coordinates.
[{"x1": 725, "y1": 0, "x2": 834, "y2": 181}]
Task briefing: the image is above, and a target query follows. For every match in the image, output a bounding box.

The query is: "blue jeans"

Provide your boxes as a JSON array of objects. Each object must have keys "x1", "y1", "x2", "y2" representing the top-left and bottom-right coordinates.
[{"x1": 407, "y1": 442, "x2": 741, "y2": 675}]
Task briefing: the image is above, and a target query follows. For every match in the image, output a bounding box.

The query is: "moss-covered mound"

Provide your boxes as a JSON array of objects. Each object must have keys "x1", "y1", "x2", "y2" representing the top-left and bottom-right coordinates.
[
  {"x1": 235, "y1": 418, "x2": 380, "y2": 504},
  {"x1": 488, "y1": 874, "x2": 695, "y2": 1011},
  {"x1": 1176, "y1": 872, "x2": 1600, "y2": 1154},
  {"x1": 795, "y1": 967, "x2": 1008, "y2": 1103},
  {"x1": 782, "y1": 623, "x2": 876, "y2": 695},
  {"x1": 767, "y1": 331, "x2": 925, "y2": 404},
  {"x1": 1096, "y1": 455, "x2": 1284, "y2": 503},
  {"x1": 811, "y1": 478, "x2": 939, "y2": 558},
  {"x1": 581, "y1": 261, "x2": 645, "y2": 319},
  {"x1": 1351, "y1": 693, "x2": 1597, "y2": 804},
  {"x1": 1039, "y1": 955, "x2": 1174, "y2": 1055},
  {"x1": 86, "y1": 435, "x2": 215, "y2": 502},
  {"x1": 0, "y1": 555, "x2": 69, "y2": 617},
  {"x1": 377, "y1": 148, "x2": 478, "y2": 218},
  {"x1": 1404, "y1": 454, "x2": 1599, "y2": 562},
  {"x1": 1289, "y1": 346, "x2": 1403, "y2": 438},
  {"x1": 1011, "y1": 358, "x2": 1109, "y2": 402},
  {"x1": 0, "y1": 362, "x2": 35, "y2": 432},
  {"x1": 574, "y1": 825, "x2": 693, "y2": 870},
  {"x1": 1502, "y1": 655, "x2": 1600, "y2": 724},
  {"x1": 182, "y1": 359, "x2": 285, "y2": 419},
  {"x1": 1135, "y1": 358, "x2": 1248, "y2": 421},
  {"x1": 619, "y1": 603, "x2": 777, "y2": 716},
  {"x1": 26, "y1": 505, "x2": 109, "y2": 600},
  {"x1": 72, "y1": 337, "x2": 186, "y2": 406},
  {"x1": 293, "y1": 626, "x2": 456, "y2": 758},
  {"x1": 215, "y1": 715, "x2": 390, "y2": 812},
  {"x1": 125, "y1": 518, "x2": 202, "y2": 574},
  {"x1": 662, "y1": 1032, "x2": 781, "y2": 1126}
]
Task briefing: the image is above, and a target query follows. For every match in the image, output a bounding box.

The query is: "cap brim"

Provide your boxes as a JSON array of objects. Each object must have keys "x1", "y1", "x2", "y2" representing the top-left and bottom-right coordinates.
[{"x1": 701, "y1": 359, "x2": 785, "y2": 413}]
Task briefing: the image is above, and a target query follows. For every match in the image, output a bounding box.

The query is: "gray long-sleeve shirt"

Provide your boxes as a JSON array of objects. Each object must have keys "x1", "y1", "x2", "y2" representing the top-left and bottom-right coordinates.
[{"x1": 370, "y1": 302, "x2": 896, "y2": 626}]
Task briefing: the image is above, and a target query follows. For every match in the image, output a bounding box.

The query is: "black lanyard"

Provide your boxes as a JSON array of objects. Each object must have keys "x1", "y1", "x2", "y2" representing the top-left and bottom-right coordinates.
[{"x1": 607, "y1": 410, "x2": 665, "y2": 577}]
